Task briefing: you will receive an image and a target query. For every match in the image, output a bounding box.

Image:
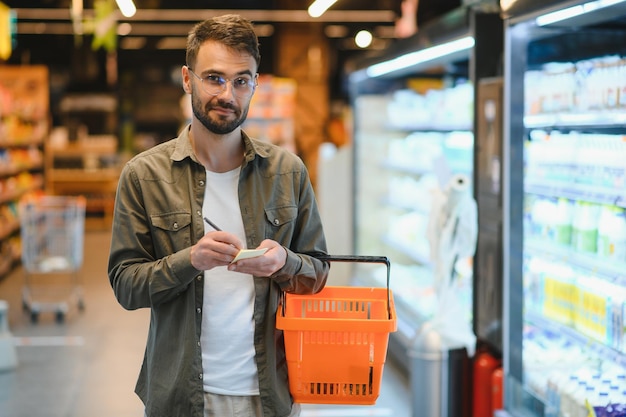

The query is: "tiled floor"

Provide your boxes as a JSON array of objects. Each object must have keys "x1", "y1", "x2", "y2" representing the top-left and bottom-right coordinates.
[{"x1": 0, "y1": 230, "x2": 411, "y2": 417}]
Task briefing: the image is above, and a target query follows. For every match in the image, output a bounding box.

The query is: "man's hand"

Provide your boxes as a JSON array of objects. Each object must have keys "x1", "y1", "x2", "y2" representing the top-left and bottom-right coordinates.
[
  {"x1": 190, "y1": 231, "x2": 242, "y2": 271},
  {"x1": 227, "y1": 239, "x2": 287, "y2": 277}
]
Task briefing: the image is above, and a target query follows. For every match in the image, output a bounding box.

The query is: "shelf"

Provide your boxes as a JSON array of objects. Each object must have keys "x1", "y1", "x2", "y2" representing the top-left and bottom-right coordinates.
[
  {"x1": 46, "y1": 168, "x2": 120, "y2": 231},
  {"x1": 381, "y1": 160, "x2": 432, "y2": 176},
  {"x1": 0, "y1": 175, "x2": 45, "y2": 205},
  {"x1": 385, "y1": 123, "x2": 472, "y2": 132},
  {"x1": 0, "y1": 162, "x2": 44, "y2": 178},
  {"x1": 525, "y1": 180, "x2": 626, "y2": 208},
  {"x1": 0, "y1": 219, "x2": 19, "y2": 242},
  {"x1": 525, "y1": 237, "x2": 626, "y2": 286},
  {"x1": 526, "y1": 311, "x2": 626, "y2": 368},
  {"x1": 0, "y1": 65, "x2": 49, "y2": 280},
  {"x1": 525, "y1": 111, "x2": 626, "y2": 129},
  {"x1": 0, "y1": 133, "x2": 46, "y2": 147},
  {"x1": 49, "y1": 168, "x2": 120, "y2": 184},
  {"x1": 382, "y1": 234, "x2": 432, "y2": 265}
]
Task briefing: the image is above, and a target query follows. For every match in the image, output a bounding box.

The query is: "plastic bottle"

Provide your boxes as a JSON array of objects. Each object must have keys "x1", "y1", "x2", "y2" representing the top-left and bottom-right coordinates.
[
  {"x1": 572, "y1": 201, "x2": 600, "y2": 254},
  {"x1": 555, "y1": 198, "x2": 574, "y2": 246},
  {"x1": 597, "y1": 206, "x2": 626, "y2": 261},
  {"x1": 560, "y1": 373, "x2": 582, "y2": 417}
]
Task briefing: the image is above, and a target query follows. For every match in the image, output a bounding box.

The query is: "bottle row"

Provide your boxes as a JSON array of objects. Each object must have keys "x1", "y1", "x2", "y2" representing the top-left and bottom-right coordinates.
[
  {"x1": 525, "y1": 255, "x2": 626, "y2": 351},
  {"x1": 525, "y1": 328, "x2": 626, "y2": 417},
  {"x1": 526, "y1": 195, "x2": 626, "y2": 261},
  {"x1": 525, "y1": 130, "x2": 626, "y2": 191},
  {"x1": 525, "y1": 55, "x2": 626, "y2": 115}
]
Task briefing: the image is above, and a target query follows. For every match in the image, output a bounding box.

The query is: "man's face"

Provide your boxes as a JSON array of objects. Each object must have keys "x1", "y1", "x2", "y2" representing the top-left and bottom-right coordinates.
[{"x1": 185, "y1": 40, "x2": 258, "y2": 135}]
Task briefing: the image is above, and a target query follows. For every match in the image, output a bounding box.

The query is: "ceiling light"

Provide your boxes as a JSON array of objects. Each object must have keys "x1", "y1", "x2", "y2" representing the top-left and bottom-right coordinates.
[
  {"x1": 115, "y1": 0, "x2": 136, "y2": 18},
  {"x1": 308, "y1": 0, "x2": 338, "y2": 18},
  {"x1": 365, "y1": 36, "x2": 475, "y2": 78},
  {"x1": 117, "y1": 22, "x2": 132, "y2": 36},
  {"x1": 355, "y1": 30, "x2": 373, "y2": 48},
  {"x1": 535, "y1": 0, "x2": 626, "y2": 25}
]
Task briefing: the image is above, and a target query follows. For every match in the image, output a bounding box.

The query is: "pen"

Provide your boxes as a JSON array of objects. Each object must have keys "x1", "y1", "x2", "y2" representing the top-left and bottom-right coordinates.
[{"x1": 203, "y1": 217, "x2": 222, "y2": 231}]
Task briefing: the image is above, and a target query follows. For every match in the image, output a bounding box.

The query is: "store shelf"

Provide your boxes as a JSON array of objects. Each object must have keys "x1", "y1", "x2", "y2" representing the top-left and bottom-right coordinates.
[
  {"x1": 526, "y1": 311, "x2": 626, "y2": 368},
  {"x1": 526, "y1": 237, "x2": 626, "y2": 286},
  {"x1": 0, "y1": 65, "x2": 49, "y2": 280},
  {"x1": 525, "y1": 112, "x2": 626, "y2": 129},
  {"x1": 525, "y1": 180, "x2": 626, "y2": 208}
]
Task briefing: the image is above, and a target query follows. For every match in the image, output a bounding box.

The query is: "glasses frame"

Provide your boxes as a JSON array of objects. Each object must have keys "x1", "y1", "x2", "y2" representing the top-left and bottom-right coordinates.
[{"x1": 187, "y1": 68, "x2": 258, "y2": 98}]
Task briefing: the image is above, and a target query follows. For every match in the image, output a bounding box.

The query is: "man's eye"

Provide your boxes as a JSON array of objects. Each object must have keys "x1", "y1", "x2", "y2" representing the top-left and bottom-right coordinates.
[
  {"x1": 205, "y1": 74, "x2": 222, "y2": 84},
  {"x1": 234, "y1": 78, "x2": 250, "y2": 87}
]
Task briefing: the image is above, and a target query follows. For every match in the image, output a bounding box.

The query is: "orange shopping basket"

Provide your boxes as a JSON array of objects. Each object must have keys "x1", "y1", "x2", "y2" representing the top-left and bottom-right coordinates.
[{"x1": 276, "y1": 255, "x2": 397, "y2": 405}]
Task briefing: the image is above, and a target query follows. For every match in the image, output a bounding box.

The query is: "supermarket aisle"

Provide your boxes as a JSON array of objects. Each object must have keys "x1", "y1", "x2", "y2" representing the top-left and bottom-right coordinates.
[{"x1": 0, "y1": 230, "x2": 410, "y2": 417}]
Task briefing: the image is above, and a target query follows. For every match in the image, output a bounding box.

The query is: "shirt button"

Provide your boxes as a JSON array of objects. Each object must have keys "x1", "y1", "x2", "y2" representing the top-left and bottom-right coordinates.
[
  {"x1": 197, "y1": 341, "x2": 201, "y2": 347},
  {"x1": 199, "y1": 180, "x2": 205, "y2": 186},
  {"x1": 173, "y1": 222, "x2": 179, "y2": 229},
  {"x1": 196, "y1": 210, "x2": 201, "y2": 216},
  {"x1": 196, "y1": 308, "x2": 201, "y2": 314},
  {"x1": 199, "y1": 373, "x2": 203, "y2": 380},
  {"x1": 196, "y1": 275, "x2": 202, "y2": 281},
  {"x1": 273, "y1": 219, "x2": 280, "y2": 225}
]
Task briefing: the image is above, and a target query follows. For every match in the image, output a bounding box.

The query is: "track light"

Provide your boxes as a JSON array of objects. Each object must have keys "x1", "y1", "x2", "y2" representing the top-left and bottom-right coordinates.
[
  {"x1": 535, "y1": 0, "x2": 626, "y2": 26},
  {"x1": 365, "y1": 36, "x2": 475, "y2": 78},
  {"x1": 308, "y1": 0, "x2": 338, "y2": 18},
  {"x1": 115, "y1": 0, "x2": 136, "y2": 18}
]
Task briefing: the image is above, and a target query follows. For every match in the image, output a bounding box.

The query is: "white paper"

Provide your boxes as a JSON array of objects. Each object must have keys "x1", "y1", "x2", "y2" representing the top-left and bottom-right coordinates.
[{"x1": 231, "y1": 248, "x2": 268, "y2": 263}]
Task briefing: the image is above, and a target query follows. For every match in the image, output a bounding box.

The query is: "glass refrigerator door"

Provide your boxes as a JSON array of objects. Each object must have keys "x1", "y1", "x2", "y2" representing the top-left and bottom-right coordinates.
[
  {"x1": 502, "y1": 1, "x2": 626, "y2": 415},
  {"x1": 351, "y1": 75, "x2": 475, "y2": 337}
]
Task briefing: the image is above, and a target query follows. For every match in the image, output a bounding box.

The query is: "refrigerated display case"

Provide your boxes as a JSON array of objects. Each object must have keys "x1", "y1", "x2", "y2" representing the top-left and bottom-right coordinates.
[
  {"x1": 347, "y1": 5, "x2": 503, "y2": 363},
  {"x1": 501, "y1": 0, "x2": 626, "y2": 415}
]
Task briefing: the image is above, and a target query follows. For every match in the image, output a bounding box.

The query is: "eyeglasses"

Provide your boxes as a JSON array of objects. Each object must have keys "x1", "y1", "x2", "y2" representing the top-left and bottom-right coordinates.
[{"x1": 188, "y1": 68, "x2": 257, "y2": 98}]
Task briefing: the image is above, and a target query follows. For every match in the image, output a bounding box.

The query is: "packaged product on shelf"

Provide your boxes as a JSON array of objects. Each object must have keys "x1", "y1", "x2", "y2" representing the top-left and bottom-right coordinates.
[
  {"x1": 542, "y1": 263, "x2": 576, "y2": 325},
  {"x1": 529, "y1": 196, "x2": 558, "y2": 241},
  {"x1": 555, "y1": 198, "x2": 574, "y2": 246},
  {"x1": 597, "y1": 205, "x2": 626, "y2": 261},
  {"x1": 572, "y1": 201, "x2": 601, "y2": 254},
  {"x1": 524, "y1": 256, "x2": 546, "y2": 315}
]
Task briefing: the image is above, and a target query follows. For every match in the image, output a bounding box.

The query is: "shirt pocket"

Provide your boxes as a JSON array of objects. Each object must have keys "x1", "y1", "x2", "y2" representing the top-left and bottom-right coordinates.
[
  {"x1": 150, "y1": 211, "x2": 192, "y2": 255},
  {"x1": 264, "y1": 205, "x2": 297, "y2": 241}
]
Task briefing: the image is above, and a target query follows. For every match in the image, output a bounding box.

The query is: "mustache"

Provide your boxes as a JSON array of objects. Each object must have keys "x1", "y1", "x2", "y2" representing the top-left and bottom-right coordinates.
[{"x1": 209, "y1": 99, "x2": 237, "y2": 111}]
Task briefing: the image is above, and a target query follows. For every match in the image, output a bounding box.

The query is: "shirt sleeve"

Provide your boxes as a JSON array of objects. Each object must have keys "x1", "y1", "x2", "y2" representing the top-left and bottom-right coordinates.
[{"x1": 107, "y1": 162, "x2": 200, "y2": 310}]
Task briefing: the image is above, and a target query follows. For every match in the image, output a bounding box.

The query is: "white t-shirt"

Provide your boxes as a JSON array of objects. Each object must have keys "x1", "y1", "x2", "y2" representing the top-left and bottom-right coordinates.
[{"x1": 201, "y1": 166, "x2": 259, "y2": 395}]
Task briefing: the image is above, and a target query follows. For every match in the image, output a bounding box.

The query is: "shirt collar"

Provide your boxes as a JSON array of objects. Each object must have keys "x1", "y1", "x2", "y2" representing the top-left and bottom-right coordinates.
[{"x1": 171, "y1": 124, "x2": 272, "y2": 164}]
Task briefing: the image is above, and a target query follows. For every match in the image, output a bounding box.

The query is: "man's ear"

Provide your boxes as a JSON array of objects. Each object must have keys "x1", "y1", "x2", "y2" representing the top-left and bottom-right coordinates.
[{"x1": 182, "y1": 67, "x2": 192, "y2": 94}]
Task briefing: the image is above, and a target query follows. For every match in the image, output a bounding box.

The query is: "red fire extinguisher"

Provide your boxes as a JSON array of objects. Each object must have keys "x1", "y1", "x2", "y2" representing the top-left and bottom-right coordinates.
[
  {"x1": 492, "y1": 366, "x2": 504, "y2": 412},
  {"x1": 473, "y1": 350, "x2": 501, "y2": 417}
]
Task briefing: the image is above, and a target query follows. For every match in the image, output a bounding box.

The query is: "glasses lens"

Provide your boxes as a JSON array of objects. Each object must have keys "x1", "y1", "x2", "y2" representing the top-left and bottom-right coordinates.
[
  {"x1": 232, "y1": 78, "x2": 255, "y2": 98},
  {"x1": 197, "y1": 72, "x2": 255, "y2": 98}
]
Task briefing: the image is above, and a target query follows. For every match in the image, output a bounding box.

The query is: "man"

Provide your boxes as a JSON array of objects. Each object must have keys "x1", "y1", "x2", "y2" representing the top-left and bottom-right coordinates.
[{"x1": 108, "y1": 14, "x2": 329, "y2": 417}]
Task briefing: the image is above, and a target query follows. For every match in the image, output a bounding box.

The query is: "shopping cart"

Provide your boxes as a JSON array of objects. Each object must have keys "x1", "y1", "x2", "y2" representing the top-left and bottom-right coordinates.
[{"x1": 19, "y1": 195, "x2": 86, "y2": 323}]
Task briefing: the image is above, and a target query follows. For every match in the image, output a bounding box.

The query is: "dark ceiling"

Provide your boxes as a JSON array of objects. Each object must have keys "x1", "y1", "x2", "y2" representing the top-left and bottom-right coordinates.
[{"x1": 4, "y1": 0, "x2": 461, "y2": 138}]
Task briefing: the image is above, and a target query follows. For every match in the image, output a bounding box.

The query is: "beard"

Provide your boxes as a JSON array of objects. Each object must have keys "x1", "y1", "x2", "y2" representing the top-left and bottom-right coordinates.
[{"x1": 191, "y1": 89, "x2": 250, "y2": 135}]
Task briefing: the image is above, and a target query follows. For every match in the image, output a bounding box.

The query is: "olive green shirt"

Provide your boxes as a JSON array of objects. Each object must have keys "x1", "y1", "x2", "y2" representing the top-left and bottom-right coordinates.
[{"x1": 108, "y1": 126, "x2": 329, "y2": 417}]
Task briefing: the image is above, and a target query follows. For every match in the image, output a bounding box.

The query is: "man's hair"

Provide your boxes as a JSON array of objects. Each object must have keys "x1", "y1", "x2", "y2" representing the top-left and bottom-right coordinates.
[{"x1": 186, "y1": 14, "x2": 261, "y2": 70}]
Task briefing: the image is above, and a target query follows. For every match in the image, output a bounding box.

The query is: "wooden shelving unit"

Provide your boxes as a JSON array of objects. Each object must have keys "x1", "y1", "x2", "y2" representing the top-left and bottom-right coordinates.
[{"x1": 0, "y1": 65, "x2": 49, "y2": 280}]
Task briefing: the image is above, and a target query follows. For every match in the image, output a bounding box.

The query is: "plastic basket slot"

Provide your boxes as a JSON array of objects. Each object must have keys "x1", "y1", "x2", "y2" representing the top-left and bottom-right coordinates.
[
  {"x1": 300, "y1": 299, "x2": 374, "y2": 320},
  {"x1": 305, "y1": 371, "x2": 373, "y2": 397},
  {"x1": 304, "y1": 330, "x2": 377, "y2": 347}
]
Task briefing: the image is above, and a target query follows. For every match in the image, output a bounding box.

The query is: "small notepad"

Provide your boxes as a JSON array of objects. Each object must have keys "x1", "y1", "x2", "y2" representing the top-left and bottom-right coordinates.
[{"x1": 231, "y1": 248, "x2": 268, "y2": 263}]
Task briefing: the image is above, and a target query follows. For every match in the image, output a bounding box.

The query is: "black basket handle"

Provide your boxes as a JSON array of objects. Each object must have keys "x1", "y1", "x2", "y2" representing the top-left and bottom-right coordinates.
[{"x1": 314, "y1": 255, "x2": 392, "y2": 319}]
